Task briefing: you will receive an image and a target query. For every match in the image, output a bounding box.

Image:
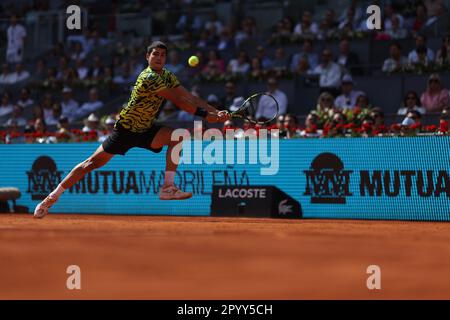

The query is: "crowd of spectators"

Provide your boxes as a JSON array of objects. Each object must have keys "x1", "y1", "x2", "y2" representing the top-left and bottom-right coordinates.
[
  {"x1": 381, "y1": 34, "x2": 450, "y2": 73},
  {"x1": 1, "y1": 0, "x2": 450, "y2": 144}
]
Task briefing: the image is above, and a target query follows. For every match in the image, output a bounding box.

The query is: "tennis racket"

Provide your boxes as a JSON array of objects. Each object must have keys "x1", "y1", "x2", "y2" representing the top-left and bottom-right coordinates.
[{"x1": 230, "y1": 92, "x2": 279, "y2": 125}]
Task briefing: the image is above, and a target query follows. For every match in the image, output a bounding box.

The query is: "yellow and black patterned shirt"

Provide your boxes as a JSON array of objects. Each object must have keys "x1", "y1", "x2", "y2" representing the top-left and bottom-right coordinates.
[{"x1": 117, "y1": 67, "x2": 180, "y2": 132}]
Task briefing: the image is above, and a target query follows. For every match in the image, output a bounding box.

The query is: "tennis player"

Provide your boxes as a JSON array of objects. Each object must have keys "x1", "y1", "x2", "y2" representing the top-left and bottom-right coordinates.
[{"x1": 34, "y1": 41, "x2": 229, "y2": 218}]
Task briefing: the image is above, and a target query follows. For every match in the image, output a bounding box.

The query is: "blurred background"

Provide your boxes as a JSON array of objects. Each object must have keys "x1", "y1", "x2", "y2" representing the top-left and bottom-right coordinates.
[{"x1": 1, "y1": 0, "x2": 450, "y2": 143}]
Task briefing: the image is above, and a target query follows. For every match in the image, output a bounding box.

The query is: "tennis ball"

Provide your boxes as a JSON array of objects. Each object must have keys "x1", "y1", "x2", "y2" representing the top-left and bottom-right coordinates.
[{"x1": 188, "y1": 55, "x2": 199, "y2": 67}]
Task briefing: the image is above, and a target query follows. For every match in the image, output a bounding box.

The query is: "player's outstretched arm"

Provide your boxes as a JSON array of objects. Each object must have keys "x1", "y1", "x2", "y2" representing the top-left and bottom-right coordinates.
[
  {"x1": 171, "y1": 86, "x2": 220, "y2": 113},
  {"x1": 157, "y1": 86, "x2": 229, "y2": 123}
]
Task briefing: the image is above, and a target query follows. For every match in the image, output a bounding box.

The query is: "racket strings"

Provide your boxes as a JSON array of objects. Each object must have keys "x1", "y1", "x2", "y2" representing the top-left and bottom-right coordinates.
[
  {"x1": 231, "y1": 93, "x2": 279, "y2": 125},
  {"x1": 248, "y1": 98, "x2": 257, "y2": 119}
]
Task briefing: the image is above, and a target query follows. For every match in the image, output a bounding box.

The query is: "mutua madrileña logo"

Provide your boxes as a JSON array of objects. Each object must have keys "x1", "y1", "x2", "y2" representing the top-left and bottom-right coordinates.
[
  {"x1": 304, "y1": 153, "x2": 450, "y2": 203},
  {"x1": 303, "y1": 153, "x2": 352, "y2": 204},
  {"x1": 27, "y1": 156, "x2": 63, "y2": 200}
]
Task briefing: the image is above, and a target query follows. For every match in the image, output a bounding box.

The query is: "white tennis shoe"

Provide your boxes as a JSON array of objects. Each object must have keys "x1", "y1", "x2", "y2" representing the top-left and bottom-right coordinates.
[{"x1": 159, "y1": 185, "x2": 192, "y2": 200}]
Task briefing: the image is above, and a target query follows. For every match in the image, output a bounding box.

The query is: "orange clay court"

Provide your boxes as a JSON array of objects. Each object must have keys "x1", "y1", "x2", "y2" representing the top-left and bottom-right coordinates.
[{"x1": 1, "y1": 213, "x2": 450, "y2": 300}]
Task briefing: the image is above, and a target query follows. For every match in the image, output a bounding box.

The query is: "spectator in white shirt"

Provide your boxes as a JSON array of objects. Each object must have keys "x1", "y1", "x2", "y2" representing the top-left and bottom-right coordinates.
[
  {"x1": 17, "y1": 87, "x2": 34, "y2": 109},
  {"x1": 61, "y1": 87, "x2": 79, "y2": 121},
  {"x1": 334, "y1": 75, "x2": 365, "y2": 110},
  {"x1": 0, "y1": 63, "x2": 13, "y2": 85},
  {"x1": 0, "y1": 92, "x2": 14, "y2": 118},
  {"x1": 338, "y1": 7, "x2": 358, "y2": 30},
  {"x1": 382, "y1": 42, "x2": 408, "y2": 73},
  {"x1": 9, "y1": 63, "x2": 30, "y2": 83},
  {"x1": 290, "y1": 39, "x2": 319, "y2": 72},
  {"x1": 227, "y1": 51, "x2": 251, "y2": 75},
  {"x1": 204, "y1": 12, "x2": 223, "y2": 36},
  {"x1": 383, "y1": 5, "x2": 405, "y2": 31},
  {"x1": 386, "y1": 15, "x2": 408, "y2": 39},
  {"x1": 312, "y1": 49, "x2": 343, "y2": 95},
  {"x1": 6, "y1": 15, "x2": 27, "y2": 64},
  {"x1": 4, "y1": 105, "x2": 27, "y2": 127},
  {"x1": 234, "y1": 18, "x2": 257, "y2": 47},
  {"x1": 45, "y1": 103, "x2": 63, "y2": 126},
  {"x1": 397, "y1": 91, "x2": 426, "y2": 115},
  {"x1": 408, "y1": 35, "x2": 435, "y2": 63},
  {"x1": 217, "y1": 27, "x2": 235, "y2": 52},
  {"x1": 70, "y1": 41, "x2": 87, "y2": 61},
  {"x1": 255, "y1": 77, "x2": 288, "y2": 121},
  {"x1": 76, "y1": 59, "x2": 89, "y2": 80},
  {"x1": 293, "y1": 11, "x2": 319, "y2": 37},
  {"x1": 76, "y1": 87, "x2": 104, "y2": 119}
]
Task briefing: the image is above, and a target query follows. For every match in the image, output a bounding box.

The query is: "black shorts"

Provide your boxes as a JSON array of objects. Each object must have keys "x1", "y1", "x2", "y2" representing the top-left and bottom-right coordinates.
[{"x1": 102, "y1": 123, "x2": 164, "y2": 155}]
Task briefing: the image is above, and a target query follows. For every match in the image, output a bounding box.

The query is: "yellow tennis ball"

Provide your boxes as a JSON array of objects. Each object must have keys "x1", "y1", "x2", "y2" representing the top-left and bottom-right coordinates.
[{"x1": 188, "y1": 55, "x2": 199, "y2": 67}]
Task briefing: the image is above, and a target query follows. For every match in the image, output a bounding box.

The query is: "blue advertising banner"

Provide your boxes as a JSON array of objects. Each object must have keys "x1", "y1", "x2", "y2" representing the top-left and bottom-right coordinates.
[{"x1": 1, "y1": 137, "x2": 449, "y2": 220}]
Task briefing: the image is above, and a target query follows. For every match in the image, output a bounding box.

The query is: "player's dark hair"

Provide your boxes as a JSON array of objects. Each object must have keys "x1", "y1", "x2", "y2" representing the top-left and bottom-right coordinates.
[{"x1": 147, "y1": 41, "x2": 168, "y2": 54}]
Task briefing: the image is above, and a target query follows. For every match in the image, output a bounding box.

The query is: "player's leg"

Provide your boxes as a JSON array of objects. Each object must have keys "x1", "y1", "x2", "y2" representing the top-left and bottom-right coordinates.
[
  {"x1": 34, "y1": 145, "x2": 114, "y2": 218},
  {"x1": 150, "y1": 126, "x2": 192, "y2": 200}
]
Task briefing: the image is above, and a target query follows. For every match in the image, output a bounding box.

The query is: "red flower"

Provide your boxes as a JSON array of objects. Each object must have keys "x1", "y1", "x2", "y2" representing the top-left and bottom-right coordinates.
[
  {"x1": 361, "y1": 123, "x2": 373, "y2": 132},
  {"x1": 322, "y1": 124, "x2": 331, "y2": 136},
  {"x1": 344, "y1": 123, "x2": 355, "y2": 130},
  {"x1": 305, "y1": 124, "x2": 318, "y2": 134},
  {"x1": 410, "y1": 123, "x2": 421, "y2": 130},
  {"x1": 391, "y1": 124, "x2": 401, "y2": 131},
  {"x1": 376, "y1": 124, "x2": 388, "y2": 133},
  {"x1": 425, "y1": 125, "x2": 437, "y2": 132}
]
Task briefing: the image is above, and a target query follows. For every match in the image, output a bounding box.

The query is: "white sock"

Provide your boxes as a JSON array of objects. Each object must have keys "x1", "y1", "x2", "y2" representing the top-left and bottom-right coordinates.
[
  {"x1": 164, "y1": 171, "x2": 175, "y2": 186},
  {"x1": 49, "y1": 184, "x2": 65, "y2": 199}
]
